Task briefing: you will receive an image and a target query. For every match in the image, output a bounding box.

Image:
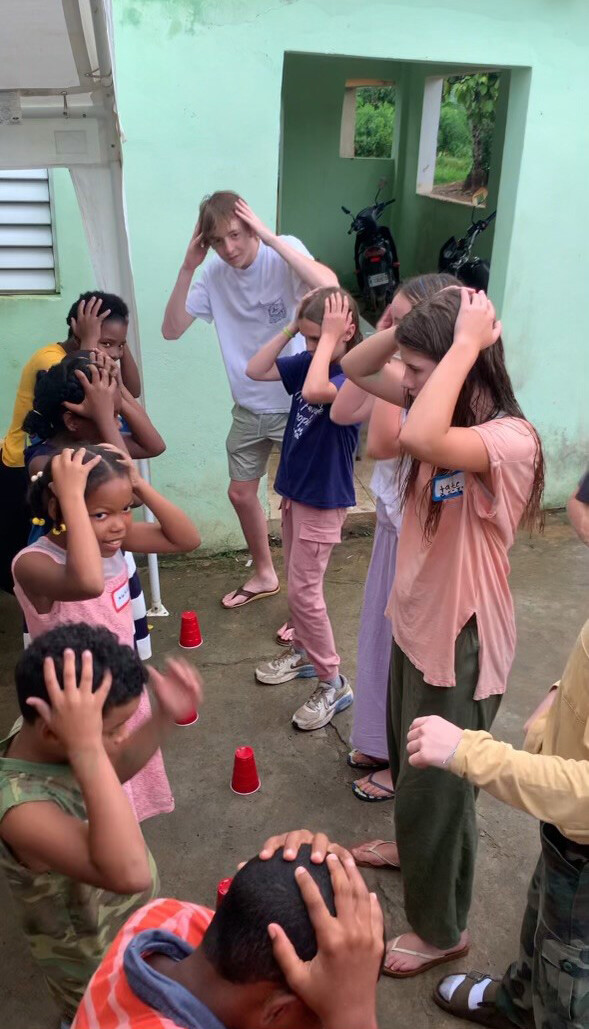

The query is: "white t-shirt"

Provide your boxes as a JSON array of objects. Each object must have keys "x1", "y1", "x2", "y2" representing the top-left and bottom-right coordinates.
[{"x1": 185, "y1": 236, "x2": 311, "y2": 414}]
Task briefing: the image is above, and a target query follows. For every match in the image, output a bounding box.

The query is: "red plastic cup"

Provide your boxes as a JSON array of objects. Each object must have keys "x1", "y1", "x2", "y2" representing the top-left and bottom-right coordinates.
[
  {"x1": 216, "y1": 877, "x2": 233, "y2": 908},
  {"x1": 230, "y1": 745, "x2": 261, "y2": 795},
  {"x1": 179, "y1": 610, "x2": 202, "y2": 649},
  {"x1": 175, "y1": 708, "x2": 199, "y2": 727}
]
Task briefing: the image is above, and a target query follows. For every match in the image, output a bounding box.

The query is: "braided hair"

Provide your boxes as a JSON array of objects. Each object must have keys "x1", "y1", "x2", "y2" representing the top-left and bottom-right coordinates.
[
  {"x1": 28, "y1": 443, "x2": 130, "y2": 530},
  {"x1": 22, "y1": 353, "x2": 95, "y2": 441}
]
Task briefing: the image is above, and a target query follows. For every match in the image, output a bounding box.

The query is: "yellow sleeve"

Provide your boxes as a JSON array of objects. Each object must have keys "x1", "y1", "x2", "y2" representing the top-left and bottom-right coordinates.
[{"x1": 450, "y1": 730, "x2": 589, "y2": 835}]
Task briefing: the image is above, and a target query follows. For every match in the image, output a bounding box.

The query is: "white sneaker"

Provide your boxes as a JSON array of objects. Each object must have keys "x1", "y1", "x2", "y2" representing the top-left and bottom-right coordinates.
[
  {"x1": 255, "y1": 646, "x2": 316, "y2": 685},
  {"x1": 292, "y1": 676, "x2": 353, "y2": 731}
]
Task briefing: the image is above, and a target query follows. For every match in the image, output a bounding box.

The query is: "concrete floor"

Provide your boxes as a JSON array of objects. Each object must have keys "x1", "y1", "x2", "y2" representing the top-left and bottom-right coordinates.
[{"x1": 0, "y1": 513, "x2": 587, "y2": 1029}]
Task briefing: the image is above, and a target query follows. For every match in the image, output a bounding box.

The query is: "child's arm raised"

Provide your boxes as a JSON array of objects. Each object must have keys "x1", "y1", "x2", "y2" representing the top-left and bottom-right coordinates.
[
  {"x1": 330, "y1": 380, "x2": 374, "y2": 425},
  {"x1": 111, "y1": 659, "x2": 203, "y2": 783},
  {"x1": 399, "y1": 289, "x2": 501, "y2": 473},
  {"x1": 63, "y1": 358, "x2": 130, "y2": 455},
  {"x1": 14, "y1": 449, "x2": 105, "y2": 602},
  {"x1": 340, "y1": 325, "x2": 406, "y2": 406},
  {"x1": 103, "y1": 447, "x2": 201, "y2": 554},
  {"x1": 0, "y1": 651, "x2": 151, "y2": 893},
  {"x1": 246, "y1": 322, "x2": 298, "y2": 382},
  {"x1": 303, "y1": 293, "x2": 353, "y2": 405},
  {"x1": 118, "y1": 384, "x2": 166, "y2": 459},
  {"x1": 366, "y1": 398, "x2": 404, "y2": 459}
]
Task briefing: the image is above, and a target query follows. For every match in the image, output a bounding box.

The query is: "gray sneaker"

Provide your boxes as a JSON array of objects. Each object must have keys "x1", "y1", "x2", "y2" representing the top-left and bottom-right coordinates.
[
  {"x1": 292, "y1": 676, "x2": 353, "y2": 731},
  {"x1": 255, "y1": 646, "x2": 316, "y2": 685}
]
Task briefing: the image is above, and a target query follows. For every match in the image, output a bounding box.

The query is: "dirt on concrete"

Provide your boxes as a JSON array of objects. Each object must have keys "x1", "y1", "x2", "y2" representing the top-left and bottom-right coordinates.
[{"x1": 0, "y1": 512, "x2": 587, "y2": 1029}]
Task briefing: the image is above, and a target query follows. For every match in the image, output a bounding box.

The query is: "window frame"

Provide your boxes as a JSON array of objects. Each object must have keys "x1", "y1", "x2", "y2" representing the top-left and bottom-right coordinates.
[{"x1": 0, "y1": 168, "x2": 60, "y2": 296}]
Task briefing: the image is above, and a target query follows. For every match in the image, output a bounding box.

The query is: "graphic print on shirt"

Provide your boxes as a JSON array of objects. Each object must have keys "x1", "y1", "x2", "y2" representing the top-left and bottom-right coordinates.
[
  {"x1": 293, "y1": 392, "x2": 324, "y2": 439},
  {"x1": 265, "y1": 297, "x2": 287, "y2": 324}
]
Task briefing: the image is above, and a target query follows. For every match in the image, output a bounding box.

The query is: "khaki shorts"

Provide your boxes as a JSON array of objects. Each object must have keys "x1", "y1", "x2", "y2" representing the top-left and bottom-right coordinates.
[{"x1": 226, "y1": 403, "x2": 289, "y2": 481}]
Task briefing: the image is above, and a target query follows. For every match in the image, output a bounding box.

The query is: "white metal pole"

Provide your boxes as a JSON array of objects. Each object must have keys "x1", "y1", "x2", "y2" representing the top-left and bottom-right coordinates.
[{"x1": 138, "y1": 458, "x2": 169, "y2": 617}]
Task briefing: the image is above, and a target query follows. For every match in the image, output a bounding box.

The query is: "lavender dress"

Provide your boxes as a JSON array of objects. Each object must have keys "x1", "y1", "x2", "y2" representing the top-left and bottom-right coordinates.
[{"x1": 350, "y1": 459, "x2": 402, "y2": 761}]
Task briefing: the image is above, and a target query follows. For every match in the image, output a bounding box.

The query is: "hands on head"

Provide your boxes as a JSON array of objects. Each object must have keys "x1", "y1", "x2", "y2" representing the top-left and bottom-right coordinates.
[
  {"x1": 268, "y1": 850, "x2": 383, "y2": 1029},
  {"x1": 29, "y1": 645, "x2": 203, "y2": 755},
  {"x1": 70, "y1": 296, "x2": 112, "y2": 350},
  {"x1": 246, "y1": 829, "x2": 382, "y2": 1029},
  {"x1": 453, "y1": 287, "x2": 502, "y2": 351}
]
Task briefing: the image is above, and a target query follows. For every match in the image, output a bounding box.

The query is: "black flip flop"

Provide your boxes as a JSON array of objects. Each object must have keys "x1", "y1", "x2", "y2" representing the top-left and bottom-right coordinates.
[{"x1": 352, "y1": 772, "x2": 395, "y2": 802}]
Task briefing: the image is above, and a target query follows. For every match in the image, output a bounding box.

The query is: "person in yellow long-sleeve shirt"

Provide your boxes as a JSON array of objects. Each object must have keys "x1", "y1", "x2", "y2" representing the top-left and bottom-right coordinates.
[{"x1": 406, "y1": 618, "x2": 589, "y2": 1029}]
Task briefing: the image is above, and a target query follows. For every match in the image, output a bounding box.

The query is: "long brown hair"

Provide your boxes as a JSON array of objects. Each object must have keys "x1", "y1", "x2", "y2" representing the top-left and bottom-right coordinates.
[
  {"x1": 396, "y1": 288, "x2": 545, "y2": 540},
  {"x1": 298, "y1": 286, "x2": 362, "y2": 351}
]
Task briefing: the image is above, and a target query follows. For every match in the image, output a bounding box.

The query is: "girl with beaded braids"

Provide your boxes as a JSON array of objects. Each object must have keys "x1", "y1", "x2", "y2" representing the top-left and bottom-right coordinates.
[
  {"x1": 12, "y1": 443, "x2": 201, "y2": 823},
  {"x1": 23, "y1": 351, "x2": 165, "y2": 657}
]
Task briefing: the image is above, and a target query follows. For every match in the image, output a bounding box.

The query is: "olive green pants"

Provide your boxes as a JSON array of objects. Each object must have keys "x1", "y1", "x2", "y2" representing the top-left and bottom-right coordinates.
[{"x1": 387, "y1": 618, "x2": 501, "y2": 949}]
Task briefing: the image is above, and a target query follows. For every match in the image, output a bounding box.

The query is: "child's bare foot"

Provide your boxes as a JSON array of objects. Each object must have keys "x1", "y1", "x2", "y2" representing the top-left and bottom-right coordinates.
[
  {"x1": 350, "y1": 840, "x2": 400, "y2": 869},
  {"x1": 347, "y1": 748, "x2": 389, "y2": 769},
  {"x1": 222, "y1": 573, "x2": 280, "y2": 609},
  {"x1": 352, "y1": 768, "x2": 395, "y2": 802},
  {"x1": 384, "y1": 930, "x2": 470, "y2": 978}
]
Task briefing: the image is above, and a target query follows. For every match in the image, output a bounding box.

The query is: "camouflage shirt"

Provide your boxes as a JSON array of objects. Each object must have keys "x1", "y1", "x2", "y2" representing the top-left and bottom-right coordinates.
[{"x1": 0, "y1": 728, "x2": 159, "y2": 1019}]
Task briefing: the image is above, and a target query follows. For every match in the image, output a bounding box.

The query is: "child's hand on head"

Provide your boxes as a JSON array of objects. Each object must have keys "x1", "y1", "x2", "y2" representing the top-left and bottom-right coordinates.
[
  {"x1": 70, "y1": 296, "x2": 112, "y2": 351},
  {"x1": 99, "y1": 444, "x2": 141, "y2": 489},
  {"x1": 268, "y1": 853, "x2": 383, "y2": 1029},
  {"x1": 148, "y1": 658, "x2": 203, "y2": 724},
  {"x1": 63, "y1": 362, "x2": 118, "y2": 423},
  {"x1": 49, "y1": 447, "x2": 102, "y2": 503},
  {"x1": 321, "y1": 292, "x2": 354, "y2": 347},
  {"x1": 27, "y1": 649, "x2": 111, "y2": 757},
  {"x1": 454, "y1": 288, "x2": 502, "y2": 351}
]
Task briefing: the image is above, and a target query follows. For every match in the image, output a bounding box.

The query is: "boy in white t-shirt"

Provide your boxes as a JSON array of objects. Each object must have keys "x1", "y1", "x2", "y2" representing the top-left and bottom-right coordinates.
[{"x1": 162, "y1": 191, "x2": 338, "y2": 609}]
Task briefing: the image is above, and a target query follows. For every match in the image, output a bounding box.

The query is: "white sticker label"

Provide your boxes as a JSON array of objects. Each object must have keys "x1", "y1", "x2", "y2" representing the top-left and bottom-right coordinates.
[
  {"x1": 432, "y1": 470, "x2": 465, "y2": 502},
  {"x1": 112, "y1": 580, "x2": 131, "y2": 612}
]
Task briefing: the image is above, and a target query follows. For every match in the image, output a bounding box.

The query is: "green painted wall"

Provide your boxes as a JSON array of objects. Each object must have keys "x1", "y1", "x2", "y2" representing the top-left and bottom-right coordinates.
[
  {"x1": 110, "y1": 0, "x2": 588, "y2": 520},
  {"x1": 280, "y1": 54, "x2": 398, "y2": 291},
  {"x1": 0, "y1": 169, "x2": 93, "y2": 433}
]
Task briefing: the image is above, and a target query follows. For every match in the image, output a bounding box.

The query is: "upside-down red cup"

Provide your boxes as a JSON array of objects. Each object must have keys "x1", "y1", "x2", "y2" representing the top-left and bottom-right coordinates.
[
  {"x1": 216, "y1": 877, "x2": 233, "y2": 909},
  {"x1": 179, "y1": 610, "x2": 203, "y2": 649},
  {"x1": 230, "y1": 746, "x2": 261, "y2": 795},
  {"x1": 174, "y1": 708, "x2": 199, "y2": 727}
]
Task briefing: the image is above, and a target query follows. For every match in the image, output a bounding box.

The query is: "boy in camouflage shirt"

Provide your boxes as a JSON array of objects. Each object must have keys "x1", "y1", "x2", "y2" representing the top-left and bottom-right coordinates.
[{"x1": 0, "y1": 623, "x2": 201, "y2": 1026}]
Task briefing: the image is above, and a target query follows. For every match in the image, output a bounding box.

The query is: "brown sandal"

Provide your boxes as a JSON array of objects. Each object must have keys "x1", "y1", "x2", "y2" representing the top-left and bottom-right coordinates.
[
  {"x1": 383, "y1": 936, "x2": 470, "y2": 979},
  {"x1": 433, "y1": 972, "x2": 514, "y2": 1028},
  {"x1": 221, "y1": 584, "x2": 280, "y2": 609}
]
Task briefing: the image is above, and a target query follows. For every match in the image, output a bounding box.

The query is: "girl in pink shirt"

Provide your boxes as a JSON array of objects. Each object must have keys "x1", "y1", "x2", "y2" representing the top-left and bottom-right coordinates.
[
  {"x1": 342, "y1": 288, "x2": 544, "y2": 978},
  {"x1": 12, "y1": 444, "x2": 201, "y2": 822}
]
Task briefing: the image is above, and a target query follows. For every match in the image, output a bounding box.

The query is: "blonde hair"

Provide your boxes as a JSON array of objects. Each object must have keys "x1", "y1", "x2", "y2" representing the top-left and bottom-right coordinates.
[{"x1": 298, "y1": 287, "x2": 362, "y2": 351}]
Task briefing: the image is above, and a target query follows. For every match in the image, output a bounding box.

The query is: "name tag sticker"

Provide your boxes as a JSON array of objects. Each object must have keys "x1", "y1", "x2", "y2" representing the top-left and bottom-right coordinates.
[
  {"x1": 432, "y1": 470, "x2": 465, "y2": 502},
  {"x1": 112, "y1": 580, "x2": 131, "y2": 612}
]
